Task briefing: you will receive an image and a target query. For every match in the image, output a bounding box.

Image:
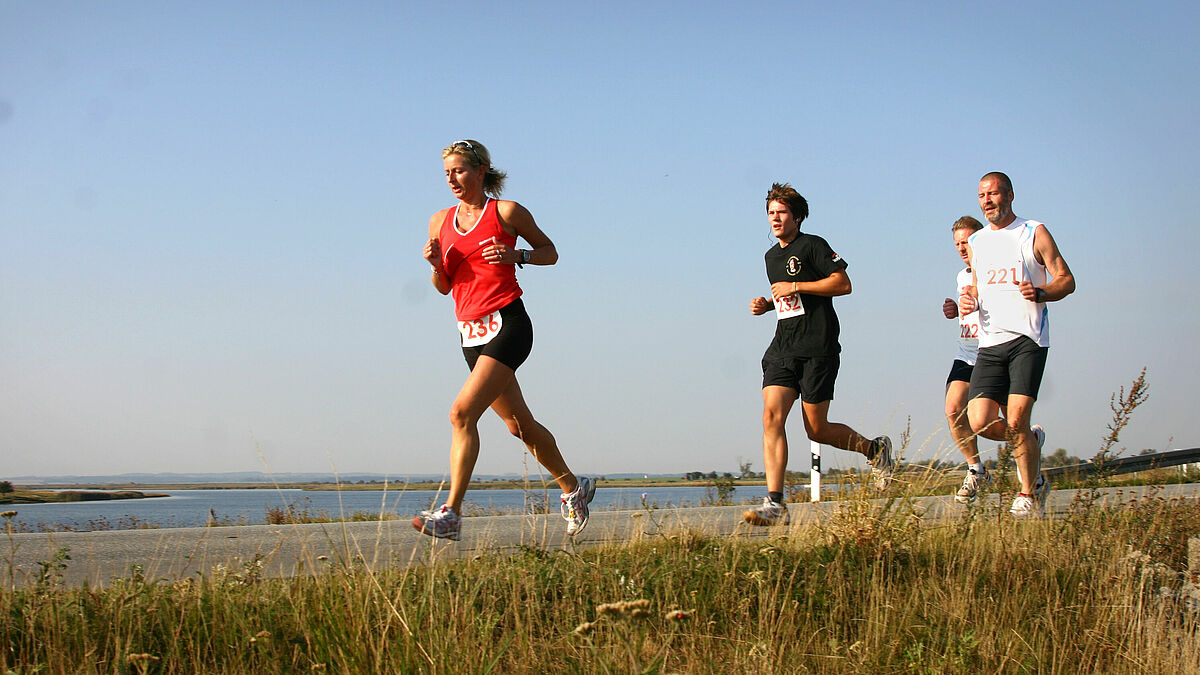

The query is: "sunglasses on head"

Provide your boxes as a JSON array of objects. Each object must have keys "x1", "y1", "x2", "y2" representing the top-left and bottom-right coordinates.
[{"x1": 451, "y1": 140, "x2": 481, "y2": 163}]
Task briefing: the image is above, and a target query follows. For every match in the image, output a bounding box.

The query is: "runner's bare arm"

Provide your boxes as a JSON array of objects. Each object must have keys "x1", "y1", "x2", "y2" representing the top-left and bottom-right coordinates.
[
  {"x1": 426, "y1": 210, "x2": 450, "y2": 295},
  {"x1": 485, "y1": 200, "x2": 558, "y2": 266},
  {"x1": 770, "y1": 269, "x2": 851, "y2": 301},
  {"x1": 959, "y1": 247, "x2": 978, "y2": 315},
  {"x1": 1022, "y1": 224, "x2": 1076, "y2": 302}
]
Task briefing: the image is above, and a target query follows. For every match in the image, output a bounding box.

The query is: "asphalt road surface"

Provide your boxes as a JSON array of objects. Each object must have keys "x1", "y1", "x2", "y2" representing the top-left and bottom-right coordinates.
[{"x1": 4, "y1": 483, "x2": 1198, "y2": 589}]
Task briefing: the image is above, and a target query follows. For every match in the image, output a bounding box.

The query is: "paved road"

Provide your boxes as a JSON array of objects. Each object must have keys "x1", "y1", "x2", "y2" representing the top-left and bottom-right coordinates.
[{"x1": 4, "y1": 484, "x2": 1198, "y2": 589}]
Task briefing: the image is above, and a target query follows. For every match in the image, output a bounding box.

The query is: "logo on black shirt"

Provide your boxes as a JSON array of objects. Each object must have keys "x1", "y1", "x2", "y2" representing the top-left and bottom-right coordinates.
[{"x1": 786, "y1": 256, "x2": 802, "y2": 276}]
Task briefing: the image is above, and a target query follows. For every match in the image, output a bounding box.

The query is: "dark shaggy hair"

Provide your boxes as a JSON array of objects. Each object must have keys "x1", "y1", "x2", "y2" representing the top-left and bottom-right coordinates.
[{"x1": 765, "y1": 183, "x2": 809, "y2": 224}]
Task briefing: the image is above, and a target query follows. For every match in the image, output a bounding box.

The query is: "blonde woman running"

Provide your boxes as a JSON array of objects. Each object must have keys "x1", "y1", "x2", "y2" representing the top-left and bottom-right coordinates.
[{"x1": 415, "y1": 139, "x2": 594, "y2": 540}]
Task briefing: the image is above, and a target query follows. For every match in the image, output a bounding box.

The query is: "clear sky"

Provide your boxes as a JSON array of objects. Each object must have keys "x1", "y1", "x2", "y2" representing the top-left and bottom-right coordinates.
[{"x1": 3, "y1": 1, "x2": 1197, "y2": 480}]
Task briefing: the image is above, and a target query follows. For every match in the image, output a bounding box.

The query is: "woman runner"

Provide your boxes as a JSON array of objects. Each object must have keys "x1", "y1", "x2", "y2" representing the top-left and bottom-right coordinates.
[{"x1": 415, "y1": 139, "x2": 595, "y2": 540}]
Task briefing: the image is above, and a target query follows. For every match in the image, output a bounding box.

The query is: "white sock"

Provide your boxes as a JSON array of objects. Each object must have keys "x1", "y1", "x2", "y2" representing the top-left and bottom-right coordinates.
[{"x1": 969, "y1": 463, "x2": 985, "y2": 475}]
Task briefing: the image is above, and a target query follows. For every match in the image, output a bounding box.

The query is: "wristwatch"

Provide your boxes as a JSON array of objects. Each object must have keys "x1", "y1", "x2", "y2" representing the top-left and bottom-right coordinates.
[
  {"x1": 518, "y1": 249, "x2": 530, "y2": 268},
  {"x1": 1034, "y1": 288, "x2": 1046, "y2": 303}
]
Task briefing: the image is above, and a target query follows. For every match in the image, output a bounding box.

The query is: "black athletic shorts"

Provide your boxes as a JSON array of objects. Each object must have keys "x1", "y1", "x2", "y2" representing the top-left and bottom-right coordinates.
[
  {"x1": 946, "y1": 359, "x2": 973, "y2": 386},
  {"x1": 968, "y1": 335, "x2": 1048, "y2": 403},
  {"x1": 762, "y1": 354, "x2": 839, "y2": 403},
  {"x1": 461, "y1": 298, "x2": 533, "y2": 372}
]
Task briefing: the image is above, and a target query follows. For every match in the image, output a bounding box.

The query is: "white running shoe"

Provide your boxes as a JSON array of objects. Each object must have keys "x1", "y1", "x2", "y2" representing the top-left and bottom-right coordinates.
[
  {"x1": 1011, "y1": 476, "x2": 1050, "y2": 519},
  {"x1": 742, "y1": 497, "x2": 790, "y2": 526},
  {"x1": 954, "y1": 468, "x2": 992, "y2": 504},
  {"x1": 561, "y1": 475, "x2": 596, "y2": 536},
  {"x1": 1009, "y1": 493, "x2": 1036, "y2": 518},
  {"x1": 867, "y1": 436, "x2": 894, "y2": 490},
  {"x1": 411, "y1": 504, "x2": 462, "y2": 540},
  {"x1": 1009, "y1": 493, "x2": 1042, "y2": 519}
]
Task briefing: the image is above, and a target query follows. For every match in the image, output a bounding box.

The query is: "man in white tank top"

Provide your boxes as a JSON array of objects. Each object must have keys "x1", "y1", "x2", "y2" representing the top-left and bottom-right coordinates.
[
  {"x1": 958, "y1": 172, "x2": 1076, "y2": 517},
  {"x1": 942, "y1": 216, "x2": 990, "y2": 504}
]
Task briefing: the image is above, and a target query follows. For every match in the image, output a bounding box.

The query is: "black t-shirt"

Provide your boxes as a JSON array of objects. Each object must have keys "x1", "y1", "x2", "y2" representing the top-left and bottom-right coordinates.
[{"x1": 763, "y1": 232, "x2": 849, "y2": 358}]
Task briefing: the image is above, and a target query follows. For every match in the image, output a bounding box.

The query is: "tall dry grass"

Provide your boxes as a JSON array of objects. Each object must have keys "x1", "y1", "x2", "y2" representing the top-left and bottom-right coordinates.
[
  {"x1": 2, "y1": 481, "x2": 1198, "y2": 674},
  {"x1": 4, "y1": 371, "x2": 1195, "y2": 672}
]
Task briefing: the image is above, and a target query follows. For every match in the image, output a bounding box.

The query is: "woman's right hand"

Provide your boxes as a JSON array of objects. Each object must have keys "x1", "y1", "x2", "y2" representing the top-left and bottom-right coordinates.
[{"x1": 423, "y1": 237, "x2": 441, "y2": 266}]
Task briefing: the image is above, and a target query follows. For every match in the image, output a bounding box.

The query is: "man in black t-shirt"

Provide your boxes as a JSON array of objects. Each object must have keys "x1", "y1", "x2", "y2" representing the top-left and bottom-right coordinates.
[{"x1": 744, "y1": 183, "x2": 894, "y2": 527}]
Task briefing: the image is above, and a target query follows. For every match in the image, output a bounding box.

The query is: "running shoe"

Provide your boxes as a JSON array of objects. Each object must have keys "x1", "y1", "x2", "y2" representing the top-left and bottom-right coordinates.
[
  {"x1": 412, "y1": 504, "x2": 461, "y2": 540},
  {"x1": 561, "y1": 475, "x2": 596, "y2": 536},
  {"x1": 742, "y1": 497, "x2": 790, "y2": 526},
  {"x1": 954, "y1": 467, "x2": 992, "y2": 504},
  {"x1": 1009, "y1": 492, "x2": 1042, "y2": 519},
  {"x1": 867, "y1": 436, "x2": 894, "y2": 490}
]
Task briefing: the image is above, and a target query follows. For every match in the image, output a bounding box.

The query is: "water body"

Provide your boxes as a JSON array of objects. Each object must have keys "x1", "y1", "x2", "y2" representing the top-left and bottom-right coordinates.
[{"x1": 3, "y1": 485, "x2": 788, "y2": 532}]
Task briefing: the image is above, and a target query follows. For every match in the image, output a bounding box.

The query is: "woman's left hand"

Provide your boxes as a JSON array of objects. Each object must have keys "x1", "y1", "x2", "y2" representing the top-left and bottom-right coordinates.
[{"x1": 483, "y1": 238, "x2": 515, "y2": 265}]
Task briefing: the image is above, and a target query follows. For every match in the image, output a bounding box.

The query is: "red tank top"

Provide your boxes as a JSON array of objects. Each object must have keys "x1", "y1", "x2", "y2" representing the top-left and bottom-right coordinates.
[{"x1": 439, "y1": 199, "x2": 523, "y2": 321}]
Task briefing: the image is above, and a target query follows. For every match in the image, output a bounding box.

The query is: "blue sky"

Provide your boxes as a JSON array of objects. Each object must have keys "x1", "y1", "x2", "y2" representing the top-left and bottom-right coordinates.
[{"x1": 3, "y1": 1, "x2": 1197, "y2": 479}]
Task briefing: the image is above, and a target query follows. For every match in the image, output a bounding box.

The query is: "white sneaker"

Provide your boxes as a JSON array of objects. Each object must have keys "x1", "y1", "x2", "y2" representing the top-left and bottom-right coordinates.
[
  {"x1": 1008, "y1": 492, "x2": 1036, "y2": 516},
  {"x1": 561, "y1": 475, "x2": 596, "y2": 536},
  {"x1": 954, "y1": 468, "x2": 992, "y2": 504},
  {"x1": 411, "y1": 504, "x2": 462, "y2": 540},
  {"x1": 867, "y1": 436, "x2": 894, "y2": 490},
  {"x1": 1010, "y1": 479, "x2": 1050, "y2": 519},
  {"x1": 743, "y1": 497, "x2": 790, "y2": 526}
]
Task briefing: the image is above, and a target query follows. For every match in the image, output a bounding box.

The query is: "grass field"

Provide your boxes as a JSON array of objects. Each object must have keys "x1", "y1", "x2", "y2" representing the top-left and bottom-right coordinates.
[
  {"x1": 4, "y1": 372, "x2": 1194, "y2": 671},
  {"x1": 3, "y1": 476, "x2": 1198, "y2": 674}
]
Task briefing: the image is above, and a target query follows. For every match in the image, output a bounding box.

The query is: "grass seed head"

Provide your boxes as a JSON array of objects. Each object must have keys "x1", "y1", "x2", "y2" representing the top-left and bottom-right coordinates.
[{"x1": 597, "y1": 599, "x2": 652, "y2": 618}]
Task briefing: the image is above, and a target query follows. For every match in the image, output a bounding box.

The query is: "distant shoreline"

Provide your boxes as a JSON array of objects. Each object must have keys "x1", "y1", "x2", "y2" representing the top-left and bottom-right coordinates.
[
  {"x1": 1, "y1": 489, "x2": 170, "y2": 505},
  {"x1": 13, "y1": 477, "x2": 770, "y2": 493}
]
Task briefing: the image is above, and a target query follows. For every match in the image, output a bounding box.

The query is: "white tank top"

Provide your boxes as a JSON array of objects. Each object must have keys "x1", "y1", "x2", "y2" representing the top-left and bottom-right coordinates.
[
  {"x1": 955, "y1": 267, "x2": 980, "y2": 364},
  {"x1": 968, "y1": 218, "x2": 1049, "y2": 349}
]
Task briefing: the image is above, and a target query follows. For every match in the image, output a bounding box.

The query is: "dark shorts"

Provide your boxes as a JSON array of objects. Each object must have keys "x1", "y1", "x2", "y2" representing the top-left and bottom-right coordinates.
[
  {"x1": 968, "y1": 335, "x2": 1048, "y2": 403},
  {"x1": 762, "y1": 354, "x2": 839, "y2": 403},
  {"x1": 461, "y1": 298, "x2": 534, "y2": 372},
  {"x1": 946, "y1": 359, "x2": 973, "y2": 386}
]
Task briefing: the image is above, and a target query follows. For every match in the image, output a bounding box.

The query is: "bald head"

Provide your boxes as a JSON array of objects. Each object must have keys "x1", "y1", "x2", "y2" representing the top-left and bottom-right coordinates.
[{"x1": 979, "y1": 171, "x2": 1013, "y2": 193}]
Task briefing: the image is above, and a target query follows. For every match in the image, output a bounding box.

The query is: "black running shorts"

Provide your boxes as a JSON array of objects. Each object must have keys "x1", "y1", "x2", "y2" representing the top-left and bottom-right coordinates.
[
  {"x1": 461, "y1": 298, "x2": 534, "y2": 372},
  {"x1": 968, "y1": 335, "x2": 1048, "y2": 403},
  {"x1": 946, "y1": 358, "x2": 973, "y2": 386},
  {"x1": 762, "y1": 354, "x2": 839, "y2": 403}
]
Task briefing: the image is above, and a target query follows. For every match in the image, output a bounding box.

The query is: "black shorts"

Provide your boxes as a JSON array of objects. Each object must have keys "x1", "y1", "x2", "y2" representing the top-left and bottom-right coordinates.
[
  {"x1": 461, "y1": 298, "x2": 534, "y2": 372},
  {"x1": 968, "y1": 335, "x2": 1048, "y2": 403},
  {"x1": 946, "y1": 359, "x2": 973, "y2": 386},
  {"x1": 762, "y1": 354, "x2": 839, "y2": 403}
]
